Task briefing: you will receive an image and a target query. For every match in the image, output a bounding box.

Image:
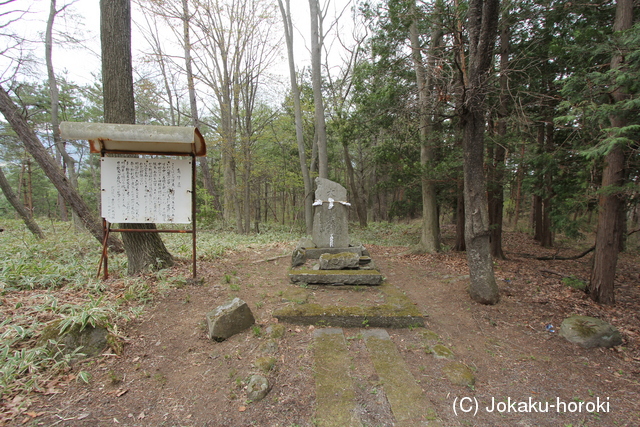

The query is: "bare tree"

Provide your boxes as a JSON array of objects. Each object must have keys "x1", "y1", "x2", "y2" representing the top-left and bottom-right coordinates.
[
  {"x1": 134, "y1": 0, "x2": 221, "y2": 209},
  {"x1": 0, "y1": 84, "x2": 123, "y2": 250},
  {"x1": 0, "y1": 0, "x2": 32, "y2": 82},
  {"x1": 189, "y1": 0, "x2": 278, "y2": 232},
  {"x1": 309, "y1": 0, "x2": 328, "y2": 179},
  {"x1": 45, "y1": 0, "x2": 80, "y2": 225},
  {"x1": 0, "y1": 162, "x2": 44, "y2": 238},
  {"x1": 180, "y1": 0, "x2": 218, "y2": 208},
  {"x1": 279, "y1": 0, "x2": 313, "y2": 234}
]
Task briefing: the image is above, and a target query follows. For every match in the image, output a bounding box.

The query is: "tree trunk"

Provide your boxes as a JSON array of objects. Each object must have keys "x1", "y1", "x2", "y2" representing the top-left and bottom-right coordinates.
[
  {"x1": 101, "y1": 0, "x2": 172, "y2": 274},
  {"x1": 343, "y1": 142, "x2": 367, "y2": 227},
  {"x1": 540, "y1": 121, "x2": 554, "y2": 247},
  {"x1": 309, "y1": 0, "x2": 328, "y2": 179},
  {"x1": 461, "y1": 0, "x2": 500, "y2": 305},
  {"x1": 0, "y1": 85, "x2": 123, "y2": 251},
  {"x1": 0, "y1": 164, "x2": 45, "y2": 239},
  {"x1": 488, "y1": 8, "x2": 509, "y2": 260},
  {"x1": 279, "y1": 0, "x2": 313, "y2": 234},
  {"x1": 182, "y1": 0, "x2": 219, "y2": 209},
  {"x1": 589, "y1": 0, "x2": 633, "y2": 305},
  {"x1": 454, "y1": 180, "x2": 466, "y2": 251},
  {"x1": 410, "y1": 2, "x2": 441, "y2": 253},
  {"x1": 512, "y1": 141, "x2": 525, "y2": 227},
  {"x1": 46, "y1": 0, "x2": 81, "y2": 227}
]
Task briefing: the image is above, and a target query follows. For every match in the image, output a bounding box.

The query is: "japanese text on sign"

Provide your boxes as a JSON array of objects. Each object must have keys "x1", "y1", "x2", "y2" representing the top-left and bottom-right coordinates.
[{"x1": 101, "y1": 158, "x2": 192, "y2": 223}]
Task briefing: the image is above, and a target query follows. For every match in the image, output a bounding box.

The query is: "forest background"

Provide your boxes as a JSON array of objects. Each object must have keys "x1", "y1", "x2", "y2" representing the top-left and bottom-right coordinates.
[{"x1": 0, "y1": 0, "x2": 639, "y2": 306}]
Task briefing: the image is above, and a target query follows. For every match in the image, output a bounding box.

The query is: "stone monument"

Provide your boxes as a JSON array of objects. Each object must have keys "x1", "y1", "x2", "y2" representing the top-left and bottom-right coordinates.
[
  {"x1": 288, "y1": 177, "x2": 383, "y2": 285},
  {"x1": 312, "y1": 177, "x2": 350, "y2": 248}
]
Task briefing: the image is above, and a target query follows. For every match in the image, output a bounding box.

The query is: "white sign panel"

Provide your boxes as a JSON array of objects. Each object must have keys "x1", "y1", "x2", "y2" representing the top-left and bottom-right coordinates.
[{"x1": 101, "y1": 158, "x2": 192, "y2": 223}]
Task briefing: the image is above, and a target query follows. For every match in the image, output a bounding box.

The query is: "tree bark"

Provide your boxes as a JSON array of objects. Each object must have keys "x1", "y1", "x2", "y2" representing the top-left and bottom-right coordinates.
[
  {"x1": 488, "y1": 7, "x2": 509, "y2": 260},
  {"x1": 101, "y1": 0, "x2": 173, "y2": 274},
  {"x1": 512, "y1": 141, "x2": 525, "y2": 227},
  {"x1": 342, "y1": 142, "x2": 367, "y2": 227},
  {"x1": 0, "y1": 85, "x2": 123, "y2": 251},
  {"x1": 410, "y1": 1, "x2": 441, "y2": 253},
  {"x1": 461, "y1": 0, "x2": 500, "y2": 305},
  {"x1": 540, "y1": 121, "x2": 554, "y2": 247},
  {"x1": 589, "y1": 0, "x2": 633, "y2": 305},
  {"x1": 279, "y1": 0, "x2": 313, "y2": 234},
  {"x1": 0, "y1": 164, "x2": 45, "y2": 239},
  {"x1": 454, "y1": 179, "x2": 466, "y2": 251},
  {"x1": 309, "y1": 0, "x2": 328, "y2": 179}
]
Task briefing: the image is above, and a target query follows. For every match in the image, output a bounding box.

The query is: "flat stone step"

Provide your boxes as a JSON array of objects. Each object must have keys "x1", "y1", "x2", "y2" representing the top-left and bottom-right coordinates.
[
  {"x1": 289, "y1": 269, "x2": 384, "y2": 286},
  {"x1": 363, "y1": 329, "x2": 439, "y2": 425},
  {"x1": 313, "y1": 328, "x2": 362, "y2": 427},
  {"x1": 274, "y1": 283, "x2": 426, "y2": 329},
  {"x1": 304, "y1": 245, "x2": 366, "y2": 259},
  {"x1": 274, "y1": 303, "x2": 425, "y2": 329}
]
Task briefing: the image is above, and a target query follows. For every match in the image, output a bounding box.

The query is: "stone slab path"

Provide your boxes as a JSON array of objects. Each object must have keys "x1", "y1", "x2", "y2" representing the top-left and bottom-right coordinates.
[{"x1": 313, "y1": 328, "x2": 441, "y2": 427}]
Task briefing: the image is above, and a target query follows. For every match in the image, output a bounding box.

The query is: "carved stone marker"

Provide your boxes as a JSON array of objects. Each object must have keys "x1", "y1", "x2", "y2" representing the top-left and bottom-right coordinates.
[{"x1": 312, "y1": 177, "x2": 350, "y2": 249}]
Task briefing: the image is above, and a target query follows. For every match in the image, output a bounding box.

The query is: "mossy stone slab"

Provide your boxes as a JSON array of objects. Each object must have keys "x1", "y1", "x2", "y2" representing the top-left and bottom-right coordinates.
[
  {"x1": 313, "y1": 328, "x2": 362, "y2": 427},
  {"x1": 304, "y1": 246, "x2": 364, "y2": 259},
  {"x1": 363, "y1": 329, "x2": 438, "y2": 424},
  {"x1": 319, "y1": 252, "x2": 361, "y2": 270},
  {"x1": 273, "y1": 283, "x2": 425, "y2": 329},
  {"x1": 274, "y1": 303, "x2": 424, "y2": 328},
  {"x1": 288, "y1": 269, "x2": 384, "y2": 285}
]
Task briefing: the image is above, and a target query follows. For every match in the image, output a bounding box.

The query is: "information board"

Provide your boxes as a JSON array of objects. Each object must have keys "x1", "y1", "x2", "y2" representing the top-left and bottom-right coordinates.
[{"x1": 101, "y1": 158, "x2": 192, "y2": 223}]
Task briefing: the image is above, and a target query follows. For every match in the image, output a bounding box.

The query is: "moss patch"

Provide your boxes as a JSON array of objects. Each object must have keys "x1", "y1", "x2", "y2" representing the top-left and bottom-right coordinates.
[
  {"x1": 266, "y1": 324, "x2": 286, "y2": 339},
  {"x1": 281, "y1": 287, "x2": 310, "y2": 304},
  {"x1": 253, "y1": 356, "x2": 277, "y2": 372},
  {"x1": 442, "y1": 362, "x2": 475, "y2": 387},
  {"x1": 313, "y1": 329, "x2": 361, "y2": 426},
  {"x1": 430, "y1": 344, "x2": 454, "y2": 359},
  {"x1": 419, "y1": 329, "x2": 440, "y2": 342}
]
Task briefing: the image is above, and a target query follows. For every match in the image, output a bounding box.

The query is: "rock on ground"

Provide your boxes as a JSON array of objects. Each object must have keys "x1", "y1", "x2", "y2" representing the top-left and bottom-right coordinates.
[
  {"x1": 559, "y1": 315, "x2": 622, "y2": 348},
  {"x1": 206, "y1": 298, "x2": 255, "y2": 341}
]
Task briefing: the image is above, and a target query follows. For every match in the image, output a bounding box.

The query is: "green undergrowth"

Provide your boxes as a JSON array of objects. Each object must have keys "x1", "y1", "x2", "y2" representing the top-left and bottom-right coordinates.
[
  {"x1": 350, "y1": 221, "x2": 421, "y2": 247},
  {"x1": 159, "y1": 222, "x2": 304, "y2": 260},
  {"x1": 0, "y1": 218, "x2": 417, "y2": 404},
  {"x1": 0, "y1": 219, "x2": 309, "y2": 402}
]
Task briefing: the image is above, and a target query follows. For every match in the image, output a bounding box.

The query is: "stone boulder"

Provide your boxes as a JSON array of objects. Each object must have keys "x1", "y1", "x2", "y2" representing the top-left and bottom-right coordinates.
[
  {"x1": 246, "y1": 374, "x2": 271, "y2": 402},
  {"x1": 39, "y1": 320, "x2": 111, "y2": 360},
  {"x1": 206, "y1": 298, "x2": 255, "y2": 341},
  {"x1": 319, "y1": 252, "x2": 360, "y2": 270},
  {"x1": 291, "y1": 248, "x2": 306, "y2": 267},
  {"x1": 559, "y1": 315, "x2": 622, "y2": 348}
]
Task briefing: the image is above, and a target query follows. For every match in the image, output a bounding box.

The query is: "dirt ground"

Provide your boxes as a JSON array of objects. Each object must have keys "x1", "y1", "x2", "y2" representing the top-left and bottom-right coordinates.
[{"x1": 9, "y1": 230, "x2": 640, "y2": 426}]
